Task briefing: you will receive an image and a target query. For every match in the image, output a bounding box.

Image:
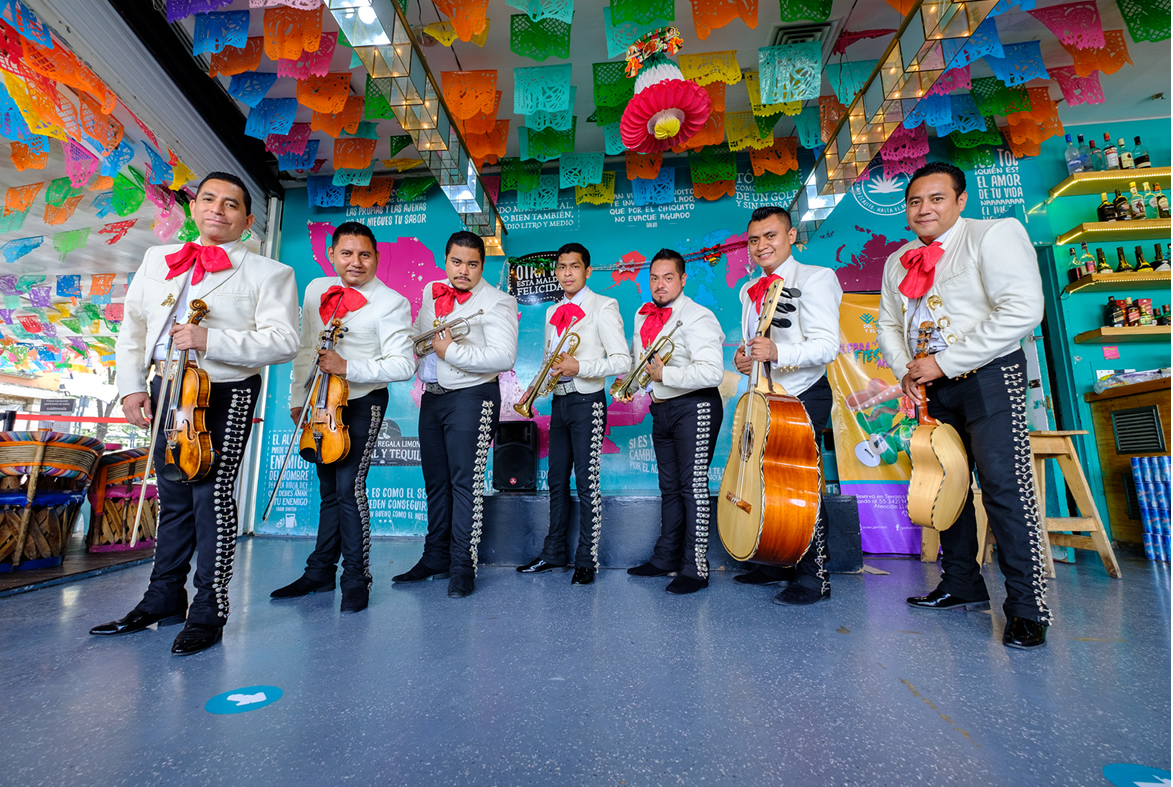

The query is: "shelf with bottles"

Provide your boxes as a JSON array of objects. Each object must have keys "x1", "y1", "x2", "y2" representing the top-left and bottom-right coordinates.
[
  {"x1": 1056, "y1": 219, "x2": 1171, "y2": 245},
  {"x1": 1063, "y1": 270, "x2": 1171, "y2": 295},
  {"x1": 1073, "y1": 325, "x2": 1171, "y2": 344},
  {"x1": 1049, "y1": 167, "x2": 1173, "y2": 199}
]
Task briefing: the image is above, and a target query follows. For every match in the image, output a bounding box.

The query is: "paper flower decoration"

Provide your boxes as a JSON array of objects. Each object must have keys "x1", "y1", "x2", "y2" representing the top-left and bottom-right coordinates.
[{"x1": 620, "y1": 28, "x2": 713, "y2": 154}]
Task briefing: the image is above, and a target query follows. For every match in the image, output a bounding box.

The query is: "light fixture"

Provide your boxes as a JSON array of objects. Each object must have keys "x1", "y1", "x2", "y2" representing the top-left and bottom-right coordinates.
[{"x1": 788, "y1": 0, "x2": 1001, "y2": 241}]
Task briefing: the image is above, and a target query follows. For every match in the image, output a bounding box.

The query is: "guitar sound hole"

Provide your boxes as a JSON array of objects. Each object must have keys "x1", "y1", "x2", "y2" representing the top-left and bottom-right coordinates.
[{"x1": 739, "y1": 424, "x2": 755, "y2": 461}]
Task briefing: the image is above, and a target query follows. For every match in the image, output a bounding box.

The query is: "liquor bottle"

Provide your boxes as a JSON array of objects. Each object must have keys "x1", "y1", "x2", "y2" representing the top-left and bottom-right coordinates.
[
  {"x1": 1104, "y1": 296, "x2": 1117, "y2": 325},
  {"x1": 1135, "y1": 245, "x2": 1154, "y2": 272},
  {"x1": 1097, "y1": 192, "x2": 1117, "y2": 222},
  {"x1": 1078, "y1": 242, "x2": 1095, "y2": 277},
  {"x1": 1118, "y1": 138, "x2": 1135, "y2": 169},
  {"x1": 1103, "y1": 133, "x2": 1119, "y2": 168},
  {"x1": 1125, "y1": 298, "x2": 1140, "y2": 326},
  {"x1": 1088, "y1": 140, "x2": 1105, "y2": 171},
  {"x1": 1116, "y1": 246, "x2": 1135, "y2": 272},
  {"x1": 1143, "y1": 182, "x2": 1159, "y2": 219},
  {"x1": 1129, "y1": 182, "x2": 1146, "y2": 219},
  {"x1": 1113, "y1": 189, "x2": 1131, "y2": 220},
  {"x1": 1095, "y1": 247, "x2": 1113, "y2": 272},
  {"x1": 1064, "y1": 135, "x2": 1084, "y2": 174},
  {"x1": 1133, "y1": 136, "x2": 1151, "y2": 168},
  {"x1": 1155, "y1": 184, "x2": 1171, "y2": 218},
  {"x1": 1066, "y1": 248, "x2": 1083, "y2": 283},
  {"x1": 1162, "y1": 305, "x2": 1171, "y2": 326},
  {"x1": 1077, "y1": 134, "x2": 1092, "y2": 171},
  {"x1": 1155, "y1": 244, "x2": 1171, "y2": 272}
]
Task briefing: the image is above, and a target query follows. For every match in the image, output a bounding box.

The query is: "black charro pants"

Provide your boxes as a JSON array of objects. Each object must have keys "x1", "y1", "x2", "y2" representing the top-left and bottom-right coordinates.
[
  {"x1": 418, "y1": 381, "x2": 500, "y2": 577},
  {"x1": 136, "y1": 375, "x2": 261, "y2": 628},
  {"x1": 926, "y1": 349, "x2": 1051, "y2": 625},
  {"x1": 750, "y1": 376, "x2": 833, "y2": 593},
  {"x1": 649, "y1": 388, "x2": 723, "y2": 580},
  {"x1": 303, "y1": 388, "x2": 388, "y2": 592},
  {"x1": 540, "y1": 389, "x2": 607, "y2": 568}
]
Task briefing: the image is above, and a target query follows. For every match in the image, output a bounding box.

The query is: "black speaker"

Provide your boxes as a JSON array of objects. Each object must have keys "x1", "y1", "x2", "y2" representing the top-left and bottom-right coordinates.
[
  {"x1": 823, "y1": 494, "x2": 863, "y2": 573},
  {"x1": 493, "y1": 421, "x2": 538, "y2": 491}
]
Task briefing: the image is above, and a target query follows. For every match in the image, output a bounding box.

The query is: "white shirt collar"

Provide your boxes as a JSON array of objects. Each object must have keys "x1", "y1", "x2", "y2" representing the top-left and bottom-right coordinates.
[{"x1": 560, "y1": 286, "x2": 589, "y2": 306}]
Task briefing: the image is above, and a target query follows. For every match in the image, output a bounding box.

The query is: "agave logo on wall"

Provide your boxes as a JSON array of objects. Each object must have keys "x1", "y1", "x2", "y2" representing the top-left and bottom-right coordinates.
[{"x1": 852, "y1": 163, "x2": 909, "y2": 217}]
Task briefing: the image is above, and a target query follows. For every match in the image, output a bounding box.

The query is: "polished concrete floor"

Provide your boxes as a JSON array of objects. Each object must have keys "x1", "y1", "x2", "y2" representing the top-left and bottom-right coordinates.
[{"x1": 0, "y1": 537, "x2": 1168, "y2": 786}]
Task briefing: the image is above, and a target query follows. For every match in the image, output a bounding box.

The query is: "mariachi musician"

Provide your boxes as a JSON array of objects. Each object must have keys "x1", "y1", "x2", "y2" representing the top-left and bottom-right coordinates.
[
  {"x1": 876, "y1": 161, "x2": 1050, "y2": 650},
  {"x1": 626, "y1": 249, "x2": 725, "y2": 595},
  {"x1": 270, "y1": 222, "x2": 414, "y2": 614},
  {"x1": 732, "y1": 206, "x2": 843, "y2": 606},
  {"x1": 516, "y1": 242, "x2": 631, "y2": 585},
  {"x1": 393, "y1": 231, "x2": 518, "y2": 598},
  {"x1": 91, "y1": 172, "x2": 299, "y2": 655}
]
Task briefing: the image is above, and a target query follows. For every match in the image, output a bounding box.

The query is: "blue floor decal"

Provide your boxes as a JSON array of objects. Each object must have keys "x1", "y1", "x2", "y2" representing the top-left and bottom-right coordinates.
[
  {"x1": 205, "y1": 686, "x2": 283, "y2": 715},
  {"x1": 1102, "y1": 764, "x2": 1172, "y2": 786}
]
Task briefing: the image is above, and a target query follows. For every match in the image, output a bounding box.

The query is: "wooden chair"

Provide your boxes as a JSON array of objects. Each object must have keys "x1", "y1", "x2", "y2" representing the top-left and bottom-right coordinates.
[
  {"x1": 0, "y1": 431, "x2": 104, "y2": 570},
  {"x1": 86, "y1": 448, "x2": 158, "y2": 552}
]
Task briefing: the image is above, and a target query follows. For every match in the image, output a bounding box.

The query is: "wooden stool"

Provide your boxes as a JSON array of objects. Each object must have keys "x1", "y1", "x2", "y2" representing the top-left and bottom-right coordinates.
[{"x1": 1027, "y1": 430, "x2": 1121, "y2": 579}]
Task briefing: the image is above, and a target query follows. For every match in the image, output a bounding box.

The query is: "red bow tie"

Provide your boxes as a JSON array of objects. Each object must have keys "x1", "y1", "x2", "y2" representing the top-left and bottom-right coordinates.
[
  {"x1": 432, "y1": 282, "x2": 472, "y2": 318},
  {"x1": 319, "y1": 285, "x2": 367, "y2": 324},
  {"x1": 638, "y1": 302, "x2": 672, "y2": 348},
  {"x1": 898, "y1": 241, "x2": 944, "y2": 299},
  {"x1": 747, "y1": 272, "x2": 783, "y2": 312},
  {"x1": 164, "y1": 242, "x2": 232, "y2": 285},
  {"x1": 550, "y1": 303, "x2": 585, "y2": 336}
]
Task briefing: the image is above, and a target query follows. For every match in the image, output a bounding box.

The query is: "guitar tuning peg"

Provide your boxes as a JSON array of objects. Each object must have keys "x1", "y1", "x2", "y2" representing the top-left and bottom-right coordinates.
[
  {"x1": 782, "y1": 287, "x2": 802, "y2": 299},
  {"x1": 772, "y1": 317, "x2": 792, "y2": 329},
  {"x1": 775, "y1": 302, "x2": 796, "y2": 313}
]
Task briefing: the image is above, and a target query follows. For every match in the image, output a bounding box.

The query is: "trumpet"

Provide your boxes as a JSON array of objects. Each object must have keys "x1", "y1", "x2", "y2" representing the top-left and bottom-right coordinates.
[
  {"x1": 412, "y1": 310, "x2": 483, "y2": 356},
  {"x1": 513, "y1": 318, "x2": 581, "y2": 419},
  {"x1": 610, "y1": 320, "x2": 683, "y2": 403}
]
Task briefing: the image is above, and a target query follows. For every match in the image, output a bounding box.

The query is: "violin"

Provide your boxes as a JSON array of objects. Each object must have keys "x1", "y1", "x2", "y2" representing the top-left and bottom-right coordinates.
[
  {"x1": 717, "y1": 279, "x2": 821, "y2": 566},
  {"x1": 905, "y1": 322, "x2": 969, "y2": 531},
  {"x1": 298, "y1": 318, "x2": 350, "y2": 465},
  {"x1": 160, "y1": 299, "x2": 216, "y2": 484}
]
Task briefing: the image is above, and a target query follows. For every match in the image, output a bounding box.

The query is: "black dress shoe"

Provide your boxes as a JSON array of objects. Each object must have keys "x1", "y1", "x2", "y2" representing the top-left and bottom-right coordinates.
[
  {"x1": 665, "y1": 575, "x2": 708, "y2": 594},
  {"x1": 392, "y1": 562, "x2": 451, "y2": 583},
  {"x1": 340, "y1": 588, "x2": 369, "y2": 614},
  {"x1": 907, "y1": 587, "x2": 991, "y2": 611},
  {"x1": 773, "y1": 584, "x2": 830, "y2": 606},
  {"x1": 734, "y1": 566, "x2": 795, "y2": 586},
  {"x1": 571, "y1": 567, "x2": 595, "y2": 585},
  {"x1": 517, "y1": 558, "x2": 568, "y2": 574},
  {"x1": 1003, "y1": 617, "x2": 1047, "y2": 649},
  {"x1": 271, "y1": 576, "x2": 336, "y2": 599},
  {"x1": 627, "y1": 561, "x2": 672, "y2": 577},
  {"x1": 448, "y1": 573, "x2": 475, "y2": 598},
  {"x1": 89, "y1": 608, "x2": 186, "y2": 636},
  {"x1": 171, "y1": 623, "x2": 223, "y2": 656}
]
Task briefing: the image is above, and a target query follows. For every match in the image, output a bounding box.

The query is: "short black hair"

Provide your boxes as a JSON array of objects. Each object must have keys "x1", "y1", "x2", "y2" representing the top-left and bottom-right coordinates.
[
  {"x1": 556, "y1": 242, "x2": 591, "y2": 267},
  {"x1": 748, "y1": 205, "x2": 793, "y2": 231},
  {"x1": 650, "y1": 248, "x2": 685, "y2": 276},
  {"x1": 445, "y1": 230, "x2": 485, "y2": 262},
  {"x1": 331, "y1": 221, "x2": 377, "y2": 250},
  {"x1": 196, "y1": 171, "x2": 252, "y2": 215},
  {"x1": 906, "y1": 161, "x2": 966, "y2": 200}
]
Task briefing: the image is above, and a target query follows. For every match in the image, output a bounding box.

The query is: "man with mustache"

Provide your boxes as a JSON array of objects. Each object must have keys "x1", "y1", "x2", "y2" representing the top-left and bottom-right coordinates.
[
  {"x1": 876, "y1": 161, "x2": 1050, "y2": 650},
  {"x1": 626, "y1": 249, "x2": 726, "y2": 594},
  {"x1": 393, "y1": 231, "x2": 518, "y2": 598},
  {"x1": 732, "y1": 205, "x2": 843, "y2": 605},
  {"x1": 91, "y1": 172, "x2": 299, "y2": 655},
  {"x1": 516, "y1": 243, "x2": 631, "y2": 586},
  {"x1": 270, "y1": 222, "x2": 415, "y2": 614}
]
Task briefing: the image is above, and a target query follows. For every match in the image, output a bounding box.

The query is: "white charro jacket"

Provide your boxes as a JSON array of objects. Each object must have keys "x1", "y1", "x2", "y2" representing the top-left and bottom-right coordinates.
[
  {"x1": 876, "y1": 216, "x2": 1043, "y2": 380},
  {"x1": 415, "y1": 277, "x2": 518, "y2": 390},
  {"x1": 290, "y1": 276, "x2": 415, "y2": 404},
  {"x1": 115, "y1": 240, "x2": 300, "y2": 400},
  {"x1": 629, "y1": 293, "x2": 725, "y2": 401},
  {"x1": 738, "y1": 255, "x2": 842, "y2": 398},
  {"x1": 540, "y1": 287, "x2": 631, "y2": 395}
]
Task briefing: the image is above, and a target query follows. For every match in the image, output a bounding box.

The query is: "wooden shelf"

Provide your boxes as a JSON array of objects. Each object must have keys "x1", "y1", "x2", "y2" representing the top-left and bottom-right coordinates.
[
  {"x1": 1049, "y1": 167, "x2": 1172, "y2": 198},
  {"x1": 1073, "y1": 325, "x2": 1170, "y2": 344},
  {"x1": 1064, "y1": 271, "x2": 1171, "y2": 294},
  {"x1": 1055, "y1": 219, "x2": 1171, "y2": 245}
]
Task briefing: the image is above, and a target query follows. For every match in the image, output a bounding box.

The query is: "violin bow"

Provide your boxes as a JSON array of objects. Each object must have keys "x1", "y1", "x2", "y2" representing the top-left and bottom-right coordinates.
[
  {"x1": 262, "y1": 300, "x2": 344, "y2": 521},
  {"x1": 129, "y1": 335, "x2": 179, "y2": 548}
]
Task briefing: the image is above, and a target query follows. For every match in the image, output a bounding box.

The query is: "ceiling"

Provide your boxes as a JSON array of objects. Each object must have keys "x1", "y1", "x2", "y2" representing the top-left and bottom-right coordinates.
[{"x1": 173, "y1": 0, "x2": 1170, "y2": 180}]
